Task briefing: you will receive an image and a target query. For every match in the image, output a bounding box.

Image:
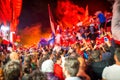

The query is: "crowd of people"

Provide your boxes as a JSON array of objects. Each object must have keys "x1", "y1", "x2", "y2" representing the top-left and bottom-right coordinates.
[{"x1": 0, "y1": 0, "x2": 120, "y2": 80}]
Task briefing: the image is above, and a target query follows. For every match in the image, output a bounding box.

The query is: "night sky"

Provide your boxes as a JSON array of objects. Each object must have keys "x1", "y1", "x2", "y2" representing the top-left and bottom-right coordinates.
[{"x1": 18, "y1": 0, "x2": 112, "y2": 31}]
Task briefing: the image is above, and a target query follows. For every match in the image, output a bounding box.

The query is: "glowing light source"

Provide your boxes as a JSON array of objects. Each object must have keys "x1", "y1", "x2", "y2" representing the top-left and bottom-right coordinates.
[
  {"x1": 1, "y1": 25, "x2": 9, "y2": 32},
  {"x1": 10, "y1": 32, "x2": 15, "y2": 43},
  {"x1": 0, "y1": 25, "x2": 10, "y2": 40}
]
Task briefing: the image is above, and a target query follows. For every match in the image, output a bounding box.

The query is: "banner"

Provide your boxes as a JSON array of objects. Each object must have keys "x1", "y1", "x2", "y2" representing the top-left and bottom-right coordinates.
[
  {"x1": 112, "y1": 0, "x2": 120, "y2": 44},
  {"x1": 48, "y1": 4, "x2": 56, "y2": 34}
]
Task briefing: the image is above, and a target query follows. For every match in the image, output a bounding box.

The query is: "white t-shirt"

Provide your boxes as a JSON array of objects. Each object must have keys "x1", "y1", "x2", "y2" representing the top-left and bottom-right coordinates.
[
  {"x1": 102, "y1": 64, "x2": 120, "y2": 80},
  {"x1": 41, "y1": 59, "x2": 54, "y2": 73}
]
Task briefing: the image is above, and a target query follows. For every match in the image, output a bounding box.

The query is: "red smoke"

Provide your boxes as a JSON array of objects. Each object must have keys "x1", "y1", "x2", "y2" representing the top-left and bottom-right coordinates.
[
  {"x1": 56, "y1": 0, "x2": 86, "y2": 29},
  {"x1": 19, "y1": 23, "x2": 50, "y2": 47}
]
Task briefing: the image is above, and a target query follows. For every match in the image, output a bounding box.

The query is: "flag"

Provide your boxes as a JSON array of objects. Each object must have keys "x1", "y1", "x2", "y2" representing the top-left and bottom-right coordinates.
[
  {"x1": 48, "y1": 33, "x2": 55, "y2": 46},
  {"x1": 48, "y1": 4, "x2": 56, "y2": 34},
  {"x1": 83, "y1": 5, "x2": 89, "y2": 26},
  {"x1": 112, "y1": 0, "x2": 120, "y2": 45},
  {"x1": 85, "y1": 5, "x2": 89, "y2": 19}
]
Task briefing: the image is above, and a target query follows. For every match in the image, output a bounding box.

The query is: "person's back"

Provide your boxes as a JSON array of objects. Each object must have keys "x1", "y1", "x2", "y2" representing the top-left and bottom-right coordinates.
[
  {"x1": 98, "y1": 13, "x2": 106, "y2": 23},
  {"x1": 54, "y1": 54, "x2": 65, "y2": 80},
  {"x1": 29, "y1": 69, "x2": 47, "y2": 80},
  {"x1": 87, "y1": 45, "x2": 115, "y2": 80},
  {"x1": 102, "y1": 52, "x2": 111, "y2": 61},
  {"x1": 22, "y1": 73, "x2": 31, "y2": 80},
  {"x1": 89, "y1": 60, "x2": 111, "y2": 79},
  {"x1": 102, "y1": 48, "x2": 120, "y2": 80},
  {"x1": 63, "y1": 56, "x2": 82, "y2": 80},
  {"x1": 102, "y1": 64, "x2": 120, "y2": 80},
  {"x1": 101, "y1": 44, "x2": 112, "y2": 61}
]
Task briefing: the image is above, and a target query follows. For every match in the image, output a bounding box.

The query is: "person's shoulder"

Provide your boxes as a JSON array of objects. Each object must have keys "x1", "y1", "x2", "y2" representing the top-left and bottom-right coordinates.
[
  {"x1": 45, "y1": 59, "x2": 54, "y2": 64},
  {"x1": 54, "y1": 63, "x2": 60, "y2": 67},
  {"x1": 103, "y1": 64, "x2": 116, "y2": 71},
  {"x1": 65, "y1": 77, "x2": 82, "y2": 80},
  {"x1": 109, "y1": 64, "x2": 120, "y2": 68}
]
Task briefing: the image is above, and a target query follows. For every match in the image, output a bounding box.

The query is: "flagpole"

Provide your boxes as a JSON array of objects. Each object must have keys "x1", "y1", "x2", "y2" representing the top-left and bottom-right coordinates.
[{"x1": 48, "y1": 4, "x2": 56, "y2": 34}]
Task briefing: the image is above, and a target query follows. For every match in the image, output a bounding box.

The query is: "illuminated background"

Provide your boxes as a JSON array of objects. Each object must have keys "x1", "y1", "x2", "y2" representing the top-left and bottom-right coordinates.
[{"x1": 17, "y1": 0, "x2": 112, "y2": 46}]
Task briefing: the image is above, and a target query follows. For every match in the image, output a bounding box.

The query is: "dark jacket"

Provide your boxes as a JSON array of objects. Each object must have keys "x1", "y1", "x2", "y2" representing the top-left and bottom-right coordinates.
[{"x1": 87, "y1": 46, "x2": 115, "y2": 80}]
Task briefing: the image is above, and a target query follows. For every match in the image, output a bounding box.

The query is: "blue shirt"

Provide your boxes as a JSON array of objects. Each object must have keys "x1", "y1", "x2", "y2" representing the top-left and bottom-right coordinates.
[{"x1": 98, "y1": 13, "x2": 106, "y2": 23}]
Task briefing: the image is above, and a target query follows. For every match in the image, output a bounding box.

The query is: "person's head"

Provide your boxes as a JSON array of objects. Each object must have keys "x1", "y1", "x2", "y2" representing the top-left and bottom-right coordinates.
[
  {"x1": 9, "y1": 52, "x2": 19, "y2": 61},
  {"x1": 55, "y1": 54, "x2": 62, "y2": 65},
  {"x1": 75, "y1": 43, "x2": 80, "y2": 49},
  {"x1": 3, "y1": 61, "x2": 20, "y2": 80},
  {"x1": 49, "y1": 52, "x2": 54, "y2": 60},
  {"x1": 23, "y1": 56, "x2": 32, "y2": 72},
  {"x1": 103, "y1": 43, "x2": 110, "y2": 52},
  {"x1": 114, "y1": 48, "x2": 120, "y2": 63},
  {"x1": 63, "y1": 56, "x2": 80, "y2": 77},
  {"x1": 30, "y1": 69, "x2": 47, "y2": 80},
  {"x1": 23, "y1": 66, "x2": 31, "y2": 74},
  {"x1": 24, "y1": 56, "x2": 31, "y2": 65},
  {"x1": 91, "y1": 50, "x2": 100, "y2": 62}
]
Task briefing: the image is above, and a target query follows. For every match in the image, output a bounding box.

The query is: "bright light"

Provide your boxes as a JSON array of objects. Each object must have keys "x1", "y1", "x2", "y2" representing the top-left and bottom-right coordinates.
[
  {"x1": 10, "y1": 32, "x2": 15, "y2": 43},
  {"x1": 0, "y1": 25, "x2": 10, "y2": 40},
  {"x1": 1, "y1": 25, "x2": 9, "y2": 32}
]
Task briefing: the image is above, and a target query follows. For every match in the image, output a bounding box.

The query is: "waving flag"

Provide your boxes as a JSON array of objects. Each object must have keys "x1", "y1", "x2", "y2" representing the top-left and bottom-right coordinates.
[
  {"x1": 112, "y1": 0, "x2": 120, "y2": 45},
  {"x1": 48, "y1": 4, "x2": 57, "y2": 34}
]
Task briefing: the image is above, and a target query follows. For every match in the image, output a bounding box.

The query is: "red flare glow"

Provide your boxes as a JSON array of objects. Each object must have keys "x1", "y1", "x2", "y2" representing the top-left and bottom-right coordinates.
[
  {"x1": 56, "y1": 0, "x2": 86, "y2": 29},
  {"x1": 19, "y1": 24, "x2": 51, "y2": 47}
]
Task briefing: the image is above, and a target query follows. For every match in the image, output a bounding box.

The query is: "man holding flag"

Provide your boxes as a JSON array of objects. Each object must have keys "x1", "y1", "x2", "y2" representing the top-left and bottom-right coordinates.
[{"x1": 48, "y1": 4, "x2": 63, "y2": 46}]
